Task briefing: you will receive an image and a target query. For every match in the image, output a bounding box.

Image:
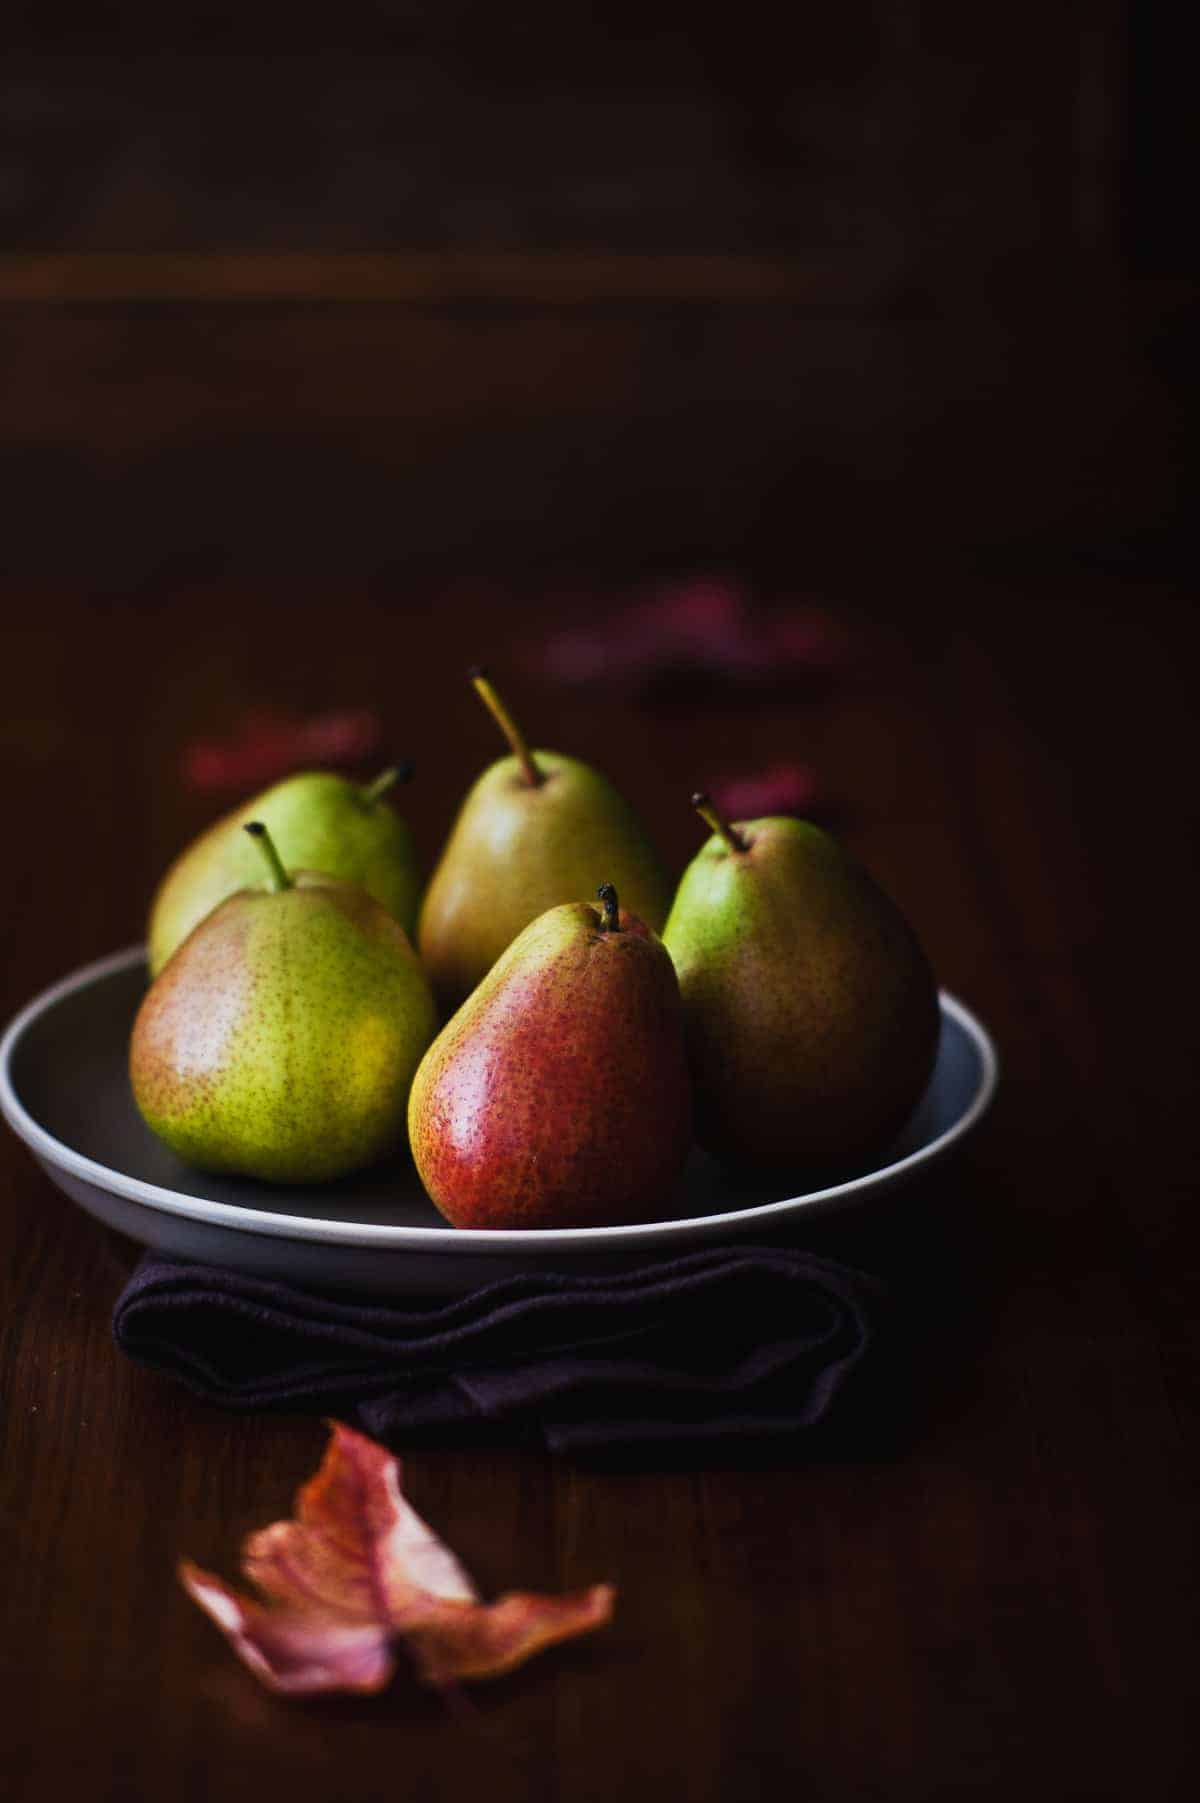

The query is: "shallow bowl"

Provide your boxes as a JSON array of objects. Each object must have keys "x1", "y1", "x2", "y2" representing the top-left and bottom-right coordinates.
[{"x1": 1, "y1": 947, "x2": 998, "y2": 1294}]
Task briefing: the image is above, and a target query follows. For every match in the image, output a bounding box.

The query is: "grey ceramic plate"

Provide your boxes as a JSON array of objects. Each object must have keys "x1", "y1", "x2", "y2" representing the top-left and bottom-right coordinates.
[{"x1": 0, "y1": 946, "x2": 998, "y2": 1295}]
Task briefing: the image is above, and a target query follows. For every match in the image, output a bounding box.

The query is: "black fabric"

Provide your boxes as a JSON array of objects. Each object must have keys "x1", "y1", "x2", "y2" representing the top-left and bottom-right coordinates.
[{"x1": 112, "y1": 1245, "x2": 882, "y2": 1455}]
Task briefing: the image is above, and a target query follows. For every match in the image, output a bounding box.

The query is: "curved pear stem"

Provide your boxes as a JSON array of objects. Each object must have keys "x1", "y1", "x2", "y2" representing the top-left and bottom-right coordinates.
[
  {"x1": 362, "y1": 762, "x2": 413, "y2": 805},
  {"x1": 469, "y1": 666, "x2": 544, "y2": 788},
  {"x1": 244, "y1": 821, "x2": 292, "y2": 892},
  {"x1": 597, "y1": 883, "x2": 621, "y2": 932},
  {"x1": 691, "y1": 791, "x2": 748, "y2": 853}
]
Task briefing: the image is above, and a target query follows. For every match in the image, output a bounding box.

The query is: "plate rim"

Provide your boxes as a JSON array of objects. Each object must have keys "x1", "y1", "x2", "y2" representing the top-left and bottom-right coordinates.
[{"x1": 1, "y1": 944, "x2": 999, "y2": 1254}]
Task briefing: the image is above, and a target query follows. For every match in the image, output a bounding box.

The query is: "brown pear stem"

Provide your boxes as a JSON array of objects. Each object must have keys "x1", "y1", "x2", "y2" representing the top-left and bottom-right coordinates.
[
  {"x1": 244, "y1": 821, "x2": 292, "y2": 891},
  {"x1": 469, "y1": 666, "x2": 543, "y2": 787},
  {"x1": 691, "y1": 791, "x2": 748, "y2": 852},
  {"x1": 362, "y1": 762, "x2": 413, "y2": 805},
  {"x1": 597, "y1": 883, "x2": 621, "y2": 931}
]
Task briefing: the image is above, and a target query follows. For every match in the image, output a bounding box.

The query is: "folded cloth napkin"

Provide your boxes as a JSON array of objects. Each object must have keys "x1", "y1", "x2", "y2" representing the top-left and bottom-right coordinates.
[{"x1": 112, "y1": 1244, "x2": 882, "y2": 1455}]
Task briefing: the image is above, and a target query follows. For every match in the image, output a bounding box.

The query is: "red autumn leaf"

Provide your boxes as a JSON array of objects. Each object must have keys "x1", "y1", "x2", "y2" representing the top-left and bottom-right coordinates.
[
  {"x1": 179, "y1": 1422, "x2": 614, "y2": 1695},
  {"x1": 710, "y1": 761, "x2": 823, "y2": 821},
  {"x1": 535, "y1": 578, "x2": 848, "y2": 692},
  {"x1": 183, "y1": 707, "x2": 383, "y2": 792}
]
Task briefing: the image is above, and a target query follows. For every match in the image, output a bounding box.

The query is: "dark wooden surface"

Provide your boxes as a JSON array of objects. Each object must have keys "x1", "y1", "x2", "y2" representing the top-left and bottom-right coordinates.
[
  {"x1": 0, "y1": 283, "x2": 1187, "y2": 587},
  {"x1": 1, "y1": 567, "x2": 1197, "y2": 1800}
]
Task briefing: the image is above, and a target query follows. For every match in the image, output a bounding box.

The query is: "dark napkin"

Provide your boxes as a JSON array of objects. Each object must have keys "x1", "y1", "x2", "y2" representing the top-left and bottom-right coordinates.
[{"x1": 112, "y1": 1244, "x2": 881, "y2": 1455}]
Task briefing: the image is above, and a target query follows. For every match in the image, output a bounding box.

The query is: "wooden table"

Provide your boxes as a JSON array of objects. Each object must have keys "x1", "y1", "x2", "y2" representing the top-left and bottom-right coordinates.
[{"x1": 2, "y1": 572, "x2": 1196, "y2": 1800}]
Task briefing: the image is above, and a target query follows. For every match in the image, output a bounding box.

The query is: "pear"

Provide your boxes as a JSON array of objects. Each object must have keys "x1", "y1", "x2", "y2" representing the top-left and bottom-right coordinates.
[
  {"x1": 147, "y1": 765, "x2": 421, "y2": 978},
  {"x1": 417, "y1": 670, "x2": 670, "y2": 1010},
  {"x1": 409, "y1": 884, "x2": 691, "y2": 1229},
  {"x1": 131, "y1": 822, "x2": 436, "y2": 1183},
  {"x1": 663, "y1": 795, "x2": 940, "y2": 1174}
]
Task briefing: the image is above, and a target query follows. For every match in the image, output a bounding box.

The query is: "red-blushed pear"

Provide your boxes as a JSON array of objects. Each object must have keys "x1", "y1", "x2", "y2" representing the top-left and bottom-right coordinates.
[
  {"x1": 409, "y1": 884, "x2": 691, "y2": 1229},
  {"x1": 663, "y1": 794, "x2": 940, "y2": 1175},
  {"x1": 416, "y1": 670, "x2": 670, "y2": 1011},
  {"x1": 148, "y1": 763, "x2": 421, "y2": 978},
  {"x1": 131, "y1": 822, "x2": 436, "y2": 1184}
]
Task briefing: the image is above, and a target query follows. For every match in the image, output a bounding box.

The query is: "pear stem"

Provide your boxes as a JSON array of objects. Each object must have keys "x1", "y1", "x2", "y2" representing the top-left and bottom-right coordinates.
[
  {"x1": 244, "y1": 821, "x2": 292, "y2": 892},
  {"x1": 597, "y1": 883, "x2": 621, "y2": 931},
  {"x1": 362, "y1": 762, "x2": 413, "y2": 805},
  {"x1": 469, "y1": 666, "x2": 544, "y2": 788},
  {"x1": 691, "y1": 791, "x2": 748, "y2": 852}
]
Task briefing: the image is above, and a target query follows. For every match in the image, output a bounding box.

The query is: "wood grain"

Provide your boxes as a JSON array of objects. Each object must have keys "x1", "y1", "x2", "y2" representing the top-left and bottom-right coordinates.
[
  {"x1": 0, "y1": 295, "x2": 1176, "y2": 586},
  {"x1": 0, "y1": 251, "x2": 882, "y2": 306}
]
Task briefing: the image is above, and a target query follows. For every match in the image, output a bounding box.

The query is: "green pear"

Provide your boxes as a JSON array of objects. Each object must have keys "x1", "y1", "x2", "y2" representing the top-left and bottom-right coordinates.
[
  {"x1": 417, "y1": 669, "x2": 670, "y2": 1010},
  {"x1": 131, "y1": 822, "x2": 436, "y2": 1183},
  {"x1": 663, "y1": 795, "x2": 939, "y2": 1174},
  {"x1": 147, "y1": 765, "x2": 421, "y2": 978},
  {"x1": 410, "y1": 883, "x2": 691, "y2": 1228}
]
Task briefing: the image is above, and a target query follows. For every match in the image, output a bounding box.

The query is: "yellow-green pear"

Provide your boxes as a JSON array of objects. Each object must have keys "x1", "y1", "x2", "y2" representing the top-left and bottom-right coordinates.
[
  {"x1": 417, "y1": 669, "x2": 671, "y2": 1011},
  {"x1": 131, "y1": 822, "x2": 436, "y2": 1183},
  {"x1": 663, "y1": 794, "x2": 939, "y2": 1174},
  {"x1": 147, "y1": 765, "x2": 421, "y2": 977}
]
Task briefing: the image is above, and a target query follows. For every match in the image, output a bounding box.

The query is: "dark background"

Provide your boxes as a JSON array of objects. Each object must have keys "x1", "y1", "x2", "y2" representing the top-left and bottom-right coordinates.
[
  {"x1": 2, "y1": 10, "x2": 1198, "y2": 1802},
  {"x1": 0, "y1": 1, "x2": 1194, "y2": 588}
]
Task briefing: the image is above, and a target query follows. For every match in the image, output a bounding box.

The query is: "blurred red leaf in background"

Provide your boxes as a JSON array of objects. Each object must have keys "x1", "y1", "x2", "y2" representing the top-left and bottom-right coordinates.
[
  {"x1": 710, "y1": 761, "x2": 824, "y2": 821},
  {"x1": 535, "y1": 578, "x2": 848, "y2": 695},
  {"x1": 183, "y1": 708, "x2": 382, "y2": 793}
]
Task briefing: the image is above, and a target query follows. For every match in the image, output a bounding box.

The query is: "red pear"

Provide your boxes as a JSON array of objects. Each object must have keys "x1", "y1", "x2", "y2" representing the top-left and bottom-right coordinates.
[{"x1": 408, "y1": 885, "x2": 691, "y2": 1229}]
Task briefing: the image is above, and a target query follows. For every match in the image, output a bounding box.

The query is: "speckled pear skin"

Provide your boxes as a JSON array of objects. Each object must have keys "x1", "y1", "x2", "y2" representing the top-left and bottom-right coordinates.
[
  {"x1": 417, "y1": 752, "x2": 671, "y2": 1013},
  {"x1": 408, "y1": 901, "x2": 691, "y2": 1229},
  {"x1": 663, "y1": 818, "x2": 939, "y2": 1174},
  {"x1": 131, "y1": 873, "x2": 437, "y2": 1183},
  {"x1": 147, "y1": 772, "x2": 422, "y2": 978}
]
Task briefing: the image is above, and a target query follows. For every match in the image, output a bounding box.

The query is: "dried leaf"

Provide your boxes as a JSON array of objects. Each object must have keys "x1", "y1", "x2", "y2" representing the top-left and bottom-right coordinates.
[
  {"x1": 711, "y1": 761, "x2": 823, "y2": 821},
  {"x1": 180, "y1": 1422, "x2": 614, "y2": 1696},
  {"x1": 183, "y1": 707, "x2": 382, "y2": 792},
  {"x1": 535, "y1": 578, "x2": 847, "y2": 694}
]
